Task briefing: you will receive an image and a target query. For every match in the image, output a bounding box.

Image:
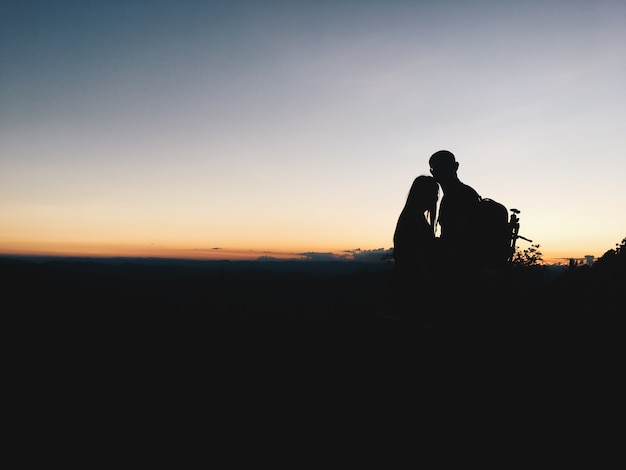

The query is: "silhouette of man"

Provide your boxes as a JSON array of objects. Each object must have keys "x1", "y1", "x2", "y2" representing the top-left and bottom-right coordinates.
[{"x1": 429, "y1": 150, "x2": 481, "y2": 268}]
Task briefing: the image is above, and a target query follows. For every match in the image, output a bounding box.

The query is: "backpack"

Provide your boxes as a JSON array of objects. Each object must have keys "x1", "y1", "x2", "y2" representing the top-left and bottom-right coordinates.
[{"x1": 469, "y1": 197, "x2": 512, "y2": 269}]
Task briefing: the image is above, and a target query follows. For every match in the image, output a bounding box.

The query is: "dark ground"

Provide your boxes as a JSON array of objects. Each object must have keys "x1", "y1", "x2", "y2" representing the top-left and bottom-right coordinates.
[{"x1": 2, "y1": 256, "x2": 622, "y2": 461}]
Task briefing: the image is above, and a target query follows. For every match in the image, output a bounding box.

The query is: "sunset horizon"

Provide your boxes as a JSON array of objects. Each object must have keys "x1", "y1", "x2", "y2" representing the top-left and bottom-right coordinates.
[
  {"x1": 2, "y1": 1, "x2": 625, "y2": 270},
  {"x1": 0, "y1": 237, "x2": 612, "y2": 265}
]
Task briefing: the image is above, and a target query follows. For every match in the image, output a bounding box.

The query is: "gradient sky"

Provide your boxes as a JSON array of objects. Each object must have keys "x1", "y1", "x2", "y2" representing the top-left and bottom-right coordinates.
[{"x1": 2, "y1": 0, "x2": 625, "y2": 263}]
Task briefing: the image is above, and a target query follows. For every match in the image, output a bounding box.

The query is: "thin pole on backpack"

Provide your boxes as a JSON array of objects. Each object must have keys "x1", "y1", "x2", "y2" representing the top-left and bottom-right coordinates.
[{"x1": 508, "y1": 208, "x2": 532, "y2": 262}]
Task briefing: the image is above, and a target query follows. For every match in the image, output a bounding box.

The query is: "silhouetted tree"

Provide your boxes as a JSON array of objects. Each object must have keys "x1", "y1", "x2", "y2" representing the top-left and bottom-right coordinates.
[
  {"x1": 511, "y1": 243, "x2": 543, "y2": 267},
  {"x1": 593, "y1": 236, "x2": 626, "y2": 275}
]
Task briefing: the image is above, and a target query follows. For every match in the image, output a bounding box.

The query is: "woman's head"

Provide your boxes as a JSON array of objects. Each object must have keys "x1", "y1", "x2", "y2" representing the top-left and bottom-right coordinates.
[
  {"x1": 407, "y1": 175, "x2": 439, "y2": 209},
  {"x1": 406, "y1": 175, "x2": 439, "y2": 231}
]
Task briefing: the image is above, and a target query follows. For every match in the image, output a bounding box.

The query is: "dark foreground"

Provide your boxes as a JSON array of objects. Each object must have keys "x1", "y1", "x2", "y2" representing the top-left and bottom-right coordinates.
[{"x1": 3, "y1": 257, "x2": 622, "y2": 460}]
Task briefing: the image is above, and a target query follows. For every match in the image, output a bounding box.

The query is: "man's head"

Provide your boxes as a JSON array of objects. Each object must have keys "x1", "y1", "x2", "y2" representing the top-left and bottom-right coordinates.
[{"x1": 429, "y1": 150, "x2": 459, "y2": 184}]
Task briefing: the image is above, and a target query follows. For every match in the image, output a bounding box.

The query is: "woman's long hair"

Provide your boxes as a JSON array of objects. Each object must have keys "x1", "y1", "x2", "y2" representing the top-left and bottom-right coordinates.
[{"x1": 405, "y1": 175, "x2": 439, "y2": 236}]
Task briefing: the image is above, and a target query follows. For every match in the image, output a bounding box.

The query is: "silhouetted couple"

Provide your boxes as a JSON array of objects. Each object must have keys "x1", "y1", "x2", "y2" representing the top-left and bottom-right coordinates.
[{"x1": 392, "y1": 150, "x2": 482, "y2": 322}]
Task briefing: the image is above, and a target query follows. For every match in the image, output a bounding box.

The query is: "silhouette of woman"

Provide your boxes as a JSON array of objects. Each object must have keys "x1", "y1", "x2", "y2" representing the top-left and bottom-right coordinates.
[{"x1": 392, "y1": 175, "x2": 440, "y2": 319}]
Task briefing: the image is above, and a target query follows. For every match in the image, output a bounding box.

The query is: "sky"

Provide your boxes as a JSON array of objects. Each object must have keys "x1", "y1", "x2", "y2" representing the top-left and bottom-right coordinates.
[{"x1": 1, "y1": 0, "x2": 625, "y2": 264}]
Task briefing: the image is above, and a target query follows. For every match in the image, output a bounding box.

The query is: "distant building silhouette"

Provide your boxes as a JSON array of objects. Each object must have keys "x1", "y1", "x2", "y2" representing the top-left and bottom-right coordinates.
[{"x1": 556, "y1": 256, "x2": 595, "y2": 267}]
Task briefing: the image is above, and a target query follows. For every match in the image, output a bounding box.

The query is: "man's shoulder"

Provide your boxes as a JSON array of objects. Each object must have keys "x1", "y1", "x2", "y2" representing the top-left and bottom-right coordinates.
[
  {"x1": 450, "y1": 182, "x2": 480, "y2": 200},
  {"x1": 463, "y1": 183, "x2": 481, "y2": 199}
]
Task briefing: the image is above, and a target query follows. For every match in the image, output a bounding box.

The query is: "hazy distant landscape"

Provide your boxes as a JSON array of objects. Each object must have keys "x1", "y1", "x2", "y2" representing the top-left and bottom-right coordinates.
[{"x1": 4, "y1": 248, "x2": 622, "y2": 456}]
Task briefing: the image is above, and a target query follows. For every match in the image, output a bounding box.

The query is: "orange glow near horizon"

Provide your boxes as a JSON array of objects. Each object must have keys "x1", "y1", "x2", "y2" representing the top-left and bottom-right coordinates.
[
  {"x1": 0, "y1": 237, "x2": 610, "y2": 265},
  {"x1": 0, "y1": 240, "x2": 352, "y2": 261}
]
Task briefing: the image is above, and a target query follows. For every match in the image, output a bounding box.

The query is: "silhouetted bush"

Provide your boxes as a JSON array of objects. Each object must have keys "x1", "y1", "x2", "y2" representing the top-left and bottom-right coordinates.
[
  {"x1": 593, "y1": 236, "x2": 626, "y2": 275},
  {"x1": 511, "y1": 243, "x2": 543, "y2": 267}
]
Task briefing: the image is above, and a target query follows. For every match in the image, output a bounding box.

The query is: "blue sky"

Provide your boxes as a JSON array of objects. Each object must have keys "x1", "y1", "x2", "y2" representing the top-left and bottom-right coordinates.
[{"x1": 1, "y1": 0, "x2": 625, "y2": 262}]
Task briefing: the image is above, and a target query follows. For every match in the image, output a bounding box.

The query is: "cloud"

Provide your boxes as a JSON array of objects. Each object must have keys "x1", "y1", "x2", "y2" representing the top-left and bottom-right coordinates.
[
  {"x1": 255, "y1": 248, "x2": 395, "y2": 262},
  {"x1": 344, "y1": 247, "x2": 393, "y2": 262},
  {"x1": 256, "y1": 255, "x2": 304, "y2": 261},
  {"x1": 298, "y1": 252, "x2": 350, "y2": 262}
]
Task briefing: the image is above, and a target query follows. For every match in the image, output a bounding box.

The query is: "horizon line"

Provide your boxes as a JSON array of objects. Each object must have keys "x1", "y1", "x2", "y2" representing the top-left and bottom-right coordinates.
[{"x1": 0, "y1": 251, "x2": 591, "y2": 267}]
